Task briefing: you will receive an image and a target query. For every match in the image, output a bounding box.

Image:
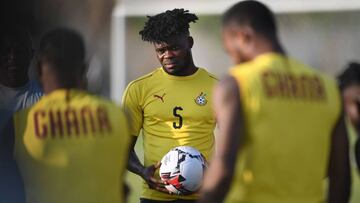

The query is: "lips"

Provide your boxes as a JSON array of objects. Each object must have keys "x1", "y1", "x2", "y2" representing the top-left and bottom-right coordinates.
[
  {"x1": 165, "y1": 64, "x2": 176, "y2": 68},
  {"x1": 164, "y1": 61, "x2": 178, "y2": 68}
]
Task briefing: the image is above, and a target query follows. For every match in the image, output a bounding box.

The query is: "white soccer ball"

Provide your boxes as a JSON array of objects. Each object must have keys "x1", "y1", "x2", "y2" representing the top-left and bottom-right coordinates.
[{"x1": 159, "y1": 146, "x2": 207, "y2": 195}]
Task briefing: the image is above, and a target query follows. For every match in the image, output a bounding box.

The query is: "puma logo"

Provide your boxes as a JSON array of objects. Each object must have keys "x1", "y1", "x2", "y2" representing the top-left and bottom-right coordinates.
[{"x1": 154, "y1": 93, "x2": 166, "y2": 103}]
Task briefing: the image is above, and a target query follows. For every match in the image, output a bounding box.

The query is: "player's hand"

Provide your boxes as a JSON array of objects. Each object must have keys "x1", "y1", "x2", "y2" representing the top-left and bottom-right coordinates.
[{"x1": 141, "y1": 162, "x2": 169, "y2": 194}]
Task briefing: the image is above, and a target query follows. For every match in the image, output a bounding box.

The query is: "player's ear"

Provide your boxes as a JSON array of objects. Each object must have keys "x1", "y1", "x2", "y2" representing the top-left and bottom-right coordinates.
[{"x1": 188, "y1": 36, "x2": 194, "y2": 49}]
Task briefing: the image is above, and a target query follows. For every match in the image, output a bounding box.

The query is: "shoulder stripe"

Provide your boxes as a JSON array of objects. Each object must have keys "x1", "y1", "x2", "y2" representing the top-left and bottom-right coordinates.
[
  {"x1": 126, "y1": 68, "x2": 160, "y2": 87},
  {"x1": 127, "y1": 72, "x2": 153, "y2": 86},
  {"x1": 199, "y1": 67, "x2": 219, "y2": 81},
  {"x1": 122, "y1": 68, "x2": 161, "y2": 104},
  {"x1": 209, "y1": 74, "x2": 219, "y2": 81}
]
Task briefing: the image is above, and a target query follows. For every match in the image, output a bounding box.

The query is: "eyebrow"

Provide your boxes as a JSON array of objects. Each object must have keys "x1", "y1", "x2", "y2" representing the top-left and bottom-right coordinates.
[{"x1": 156, "y1": 47, "x2": 165, "y2": 51}]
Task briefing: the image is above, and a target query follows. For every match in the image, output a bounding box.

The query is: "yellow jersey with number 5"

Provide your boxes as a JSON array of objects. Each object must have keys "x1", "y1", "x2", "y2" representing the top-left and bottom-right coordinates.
[
  {"x1": 122, "y1": 67, "x2": 217, "y2": 201},
  {"x1": 226, "y1": 53, "x2": 341, "y2": 203},
  {"x1": 13, "y1": 89, "x2": 131, "y2": 203}
]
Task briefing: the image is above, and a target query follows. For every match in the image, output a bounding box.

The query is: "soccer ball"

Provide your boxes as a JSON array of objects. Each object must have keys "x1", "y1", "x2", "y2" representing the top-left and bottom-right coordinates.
[{"x1": 159, "y1": 146, "x2": 207, "y2": 195}]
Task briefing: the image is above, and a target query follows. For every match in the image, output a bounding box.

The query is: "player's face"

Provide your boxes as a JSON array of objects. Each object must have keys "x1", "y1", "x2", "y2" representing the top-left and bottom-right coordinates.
[
  {"x1": 222, "y1": 26, "x2": 248, "y2": 64},
  {"x1": 154, "y1": 35, "x2": 193, "y2": 76},
  {"x1": 0, "y1": 35, "x2": 32, "y2": 86},
  {"x1": 343, "y1": 84, "x2": 360, "y2": 128}
]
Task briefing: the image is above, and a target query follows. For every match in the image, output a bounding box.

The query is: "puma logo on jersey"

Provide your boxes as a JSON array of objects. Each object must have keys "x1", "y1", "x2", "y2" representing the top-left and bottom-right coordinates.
[
  {"x1": 154, "y1": 93, "x2": 166, "y2": 103},
  {"x1": 195, "y1": 92, "x2": 207, "y2": 106}
]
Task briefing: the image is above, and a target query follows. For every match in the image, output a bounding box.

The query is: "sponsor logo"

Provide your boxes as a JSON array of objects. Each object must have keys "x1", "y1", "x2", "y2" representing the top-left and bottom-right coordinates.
[{"x1": 154, "y1": 93, "x2": 166, "y2": 103}]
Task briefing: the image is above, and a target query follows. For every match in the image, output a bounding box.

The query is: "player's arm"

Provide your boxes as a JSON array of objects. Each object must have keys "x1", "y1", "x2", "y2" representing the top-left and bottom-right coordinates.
[
  {"x1": 127, "y1": 136, "x2": 168, "y2": 193},
  {"x1": 127, "y1": 136, "x2": 144, "y2": 175},
  {"x1": 327, "y1": 111, "x2": 351, "y2": 203},
  {"x1": 199, "y1": 75, "x2": 243, "y2": 203},
  {"x1": 122, "y1": 85, "x2": 168, "y2": 193}
]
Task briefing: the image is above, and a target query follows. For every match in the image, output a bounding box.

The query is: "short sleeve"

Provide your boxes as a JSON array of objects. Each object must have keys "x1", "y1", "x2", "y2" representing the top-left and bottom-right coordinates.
[{"x1": 121, "y1": 83, "x2": 143, "y2": 136}]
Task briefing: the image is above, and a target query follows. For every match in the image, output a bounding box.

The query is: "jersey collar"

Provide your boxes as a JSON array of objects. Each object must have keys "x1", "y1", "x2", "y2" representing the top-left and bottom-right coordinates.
[{"x1": 160, "y1": 67, "x2": 202, "y2": 81}]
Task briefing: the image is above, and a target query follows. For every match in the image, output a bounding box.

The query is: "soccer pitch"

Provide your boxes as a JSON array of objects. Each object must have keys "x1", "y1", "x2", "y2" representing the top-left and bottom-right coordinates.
[{"x1": 125, "y1": 136, "x2": 360, "y2": 203}]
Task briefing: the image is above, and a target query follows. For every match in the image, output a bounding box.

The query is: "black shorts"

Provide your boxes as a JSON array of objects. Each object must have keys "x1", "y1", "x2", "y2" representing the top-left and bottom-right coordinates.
[{"x1": 140, "y1": 198, "x2": 196, "y2": 203}]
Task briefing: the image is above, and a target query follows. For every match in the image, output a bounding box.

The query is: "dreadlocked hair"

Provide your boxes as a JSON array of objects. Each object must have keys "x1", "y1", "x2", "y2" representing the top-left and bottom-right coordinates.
[{"x1": 139, "y1": 8, "x2": 198, "y2": 43}]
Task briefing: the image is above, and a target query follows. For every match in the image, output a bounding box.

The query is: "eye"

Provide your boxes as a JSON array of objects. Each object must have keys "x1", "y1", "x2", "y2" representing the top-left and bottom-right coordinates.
[
  {"x1": 156, "y1": 48, "x2": 165, "y2": 54},
  {"x1": 170, "y1": 46, "x2": 180, "y2": 51}
]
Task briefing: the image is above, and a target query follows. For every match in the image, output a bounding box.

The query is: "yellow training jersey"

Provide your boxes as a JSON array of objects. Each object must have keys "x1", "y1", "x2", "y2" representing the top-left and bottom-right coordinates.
[
  {"x1": 226, "y1": 53, "x2": 341, "y2": 203},
  {"x1": 122, "y1": 67, "x2": 217, "y2": 200},
  {"x1": 13, "y1": 89, "x2": 131, "y2": 203}
]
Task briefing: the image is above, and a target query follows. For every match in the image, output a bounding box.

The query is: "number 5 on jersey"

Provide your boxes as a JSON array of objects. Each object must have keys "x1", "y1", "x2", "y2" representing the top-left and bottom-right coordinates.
[{"x1": 173, "y1": 107, "x2": 183, "y2": 129}]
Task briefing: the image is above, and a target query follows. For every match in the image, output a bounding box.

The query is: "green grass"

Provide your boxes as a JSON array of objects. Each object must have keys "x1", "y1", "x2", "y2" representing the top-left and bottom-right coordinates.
[{"x1": 125, "y1": 136, "x2": 360, "y2": 203}]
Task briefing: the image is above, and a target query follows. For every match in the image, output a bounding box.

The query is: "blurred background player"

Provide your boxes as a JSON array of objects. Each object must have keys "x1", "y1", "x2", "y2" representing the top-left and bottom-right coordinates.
[
  {"x1": 338, "y1": 62, "x2": 360, "y2": 170},
  {"x1": 0, "y1": 26, "x2": 43, "y2": 203},
  {"x1": 5, "y1": 28, "x2": 130, "y2": 203},
  {"x1": 200, "y1": 1, "x2": 350, "y2": 203},
  {"x1": 0, "y1": 26, "x2": 43, "y2": 131},
  {"x1": 122, "y1": 9, "x2": 217, "y2": 203}
]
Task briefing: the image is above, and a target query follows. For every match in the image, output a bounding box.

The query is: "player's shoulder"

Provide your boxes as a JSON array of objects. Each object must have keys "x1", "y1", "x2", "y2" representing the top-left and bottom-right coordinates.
[
  {"x1": 228, "y1": 59, "x2": 258, "y2": 78},
  {"x1": 198, "y1": 68, "x2": 219, "y2": 81},
  {"x1": 126, "y1": 68, "x2": 162, "y2": 89},
  {"x1": 15, "y1": 92, "x2": 52, "y2": 121},
  {"x1": 28, "y1": 80, "x2": 44, "y2": 93},
  {"x1": 290, "y1": 58, "x2": 335, "y2": 81},
  {"x1": 229, "y1": 53, "x2": 271, "y2": 76},
  {"x1": 81, "y1": 92, "x2": 127, "y2": 119},
  {"x1": 14, "y1": 106, "x2": 32, "y2": 121},
  {"x1": 289, "y1": 57, "x2": 339, "y2": 92},
  {"x1": 27, "y1": 93, "x2": 48, "y2": 111},
  {"x1": 84, "y1": 92, "x2": 120, "y2": 109}
]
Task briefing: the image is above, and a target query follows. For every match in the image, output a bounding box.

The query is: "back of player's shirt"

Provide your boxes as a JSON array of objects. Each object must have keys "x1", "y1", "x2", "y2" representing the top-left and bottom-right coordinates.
[
  {"x1": 226, "y1": 53, "x2": 341, "y2": 203},
  {"x1": 13, "y1": 89, "x2": 130, "y2": 203}
]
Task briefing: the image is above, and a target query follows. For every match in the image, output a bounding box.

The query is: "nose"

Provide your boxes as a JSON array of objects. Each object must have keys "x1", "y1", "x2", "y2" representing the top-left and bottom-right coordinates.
[{"x1": 164, "y1": 50, "x2": 175, "y2": 59}]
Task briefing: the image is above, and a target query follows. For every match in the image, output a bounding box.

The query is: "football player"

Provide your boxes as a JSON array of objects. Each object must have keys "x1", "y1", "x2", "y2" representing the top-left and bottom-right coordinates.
[{"x1": 123, "y1": 9, "x2": 217, "y2": 203}]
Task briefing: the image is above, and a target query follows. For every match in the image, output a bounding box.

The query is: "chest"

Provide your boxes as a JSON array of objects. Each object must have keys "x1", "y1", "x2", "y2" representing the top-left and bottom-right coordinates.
[{"x1": 141, "y1": 81, "x2": 214, "y2": 123}]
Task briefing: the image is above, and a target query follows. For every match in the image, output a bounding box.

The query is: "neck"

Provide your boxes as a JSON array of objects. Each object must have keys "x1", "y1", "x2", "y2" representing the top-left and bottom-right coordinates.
[
  {"x1": 250, "y1": 38, "x2": 285, "y2": 60},
  {"x1": 43, "y1": 76, "x2": 82, "y2": 94},
  {"x1": 272, "y1": 40, "x2": 286, "y2": 55},
  {"x1": 169, "y1": 54, "x2": 198, "y2": 77},
  {"x1": 42, "y1": 65, "x2": 84, "y2": 94},
  {"x1": 44, "y1": 83, "x2": 82, "y2": 94},
  {"x1": 181, "y1": 57, "x2": 197, "y2": 76}
]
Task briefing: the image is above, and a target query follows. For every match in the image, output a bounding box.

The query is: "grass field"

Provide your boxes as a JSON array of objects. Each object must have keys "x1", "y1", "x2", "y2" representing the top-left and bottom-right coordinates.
[{"x1": 125, "y1": 135, "x2": 360, "y2": 203}]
